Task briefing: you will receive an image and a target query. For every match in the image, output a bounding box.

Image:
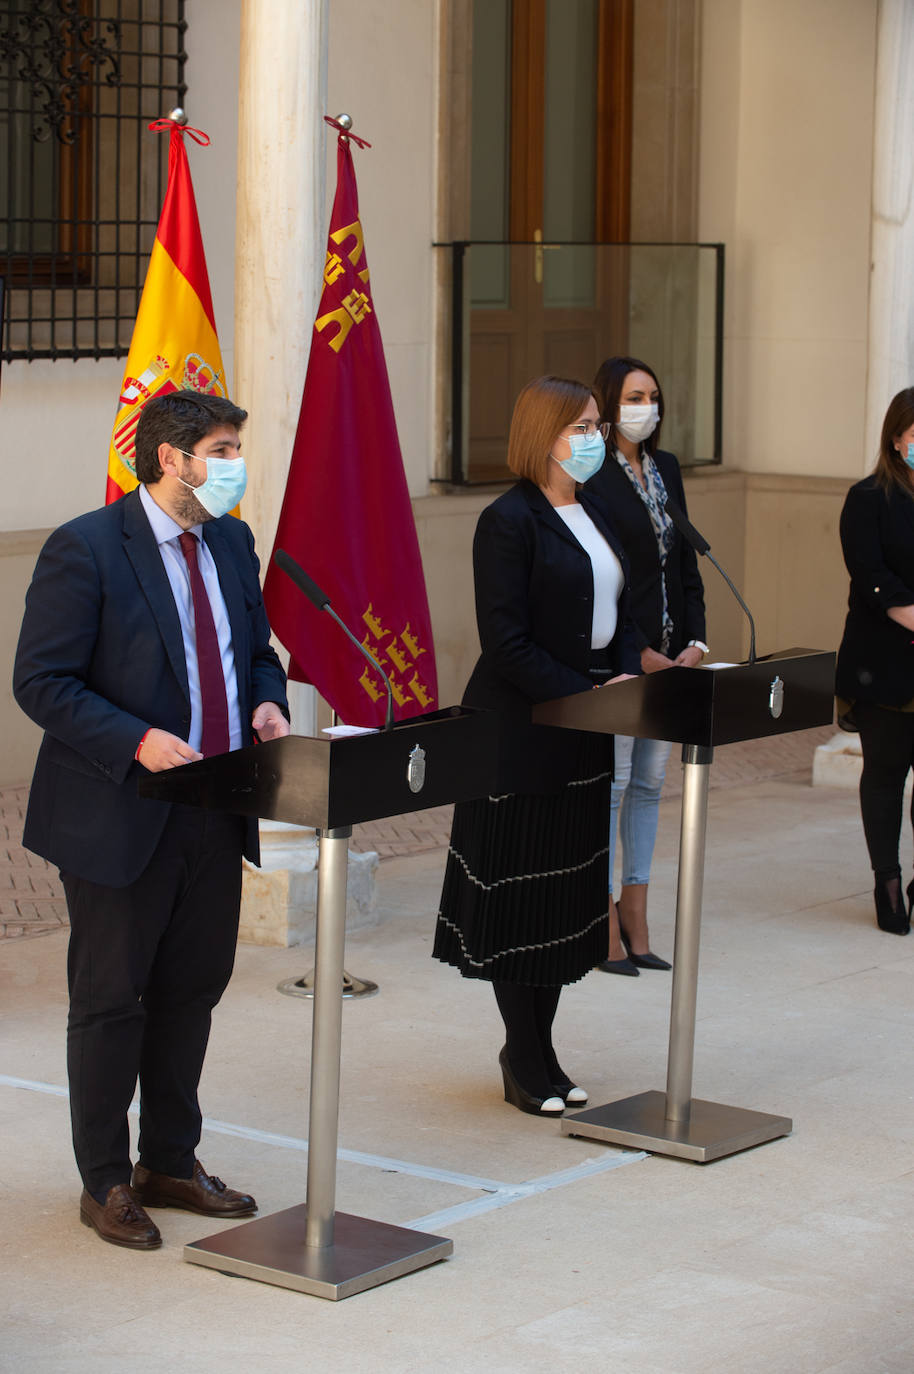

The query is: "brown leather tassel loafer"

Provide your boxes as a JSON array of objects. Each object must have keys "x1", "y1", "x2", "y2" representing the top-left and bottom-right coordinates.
[
  {"x1": 79, "y1": 1184, "x2": 162, "y2": 1249},
  {"x1": 131, "y1": 1160, "x2": 257, "y2": 1217}
]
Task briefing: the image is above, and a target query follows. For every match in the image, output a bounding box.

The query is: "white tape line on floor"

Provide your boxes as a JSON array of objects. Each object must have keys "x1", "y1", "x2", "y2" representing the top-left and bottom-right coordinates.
[{"x1": 0, "y1": 1072, "x2": 647, "y2": 1226}]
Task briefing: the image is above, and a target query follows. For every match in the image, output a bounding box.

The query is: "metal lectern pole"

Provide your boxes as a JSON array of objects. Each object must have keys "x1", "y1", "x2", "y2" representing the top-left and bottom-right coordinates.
[
  {"x1": 183, "y1": 824, "x2": 453, "y2": 1297},
  {"x1": 665, "y1": 744, "x2": 712, "y2": 1121},
  {"x1": 561, "y1": 739, "x2": 792, "y2": 1163},
  {"x1": 305, "y1": 825, "x2": 351, "y2": 1248}
]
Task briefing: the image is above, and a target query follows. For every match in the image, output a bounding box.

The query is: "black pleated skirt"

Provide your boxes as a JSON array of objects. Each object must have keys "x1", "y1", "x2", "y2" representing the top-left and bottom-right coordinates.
[{"x1": 433, "y1": 732, "x2": 612, "y2": 986}]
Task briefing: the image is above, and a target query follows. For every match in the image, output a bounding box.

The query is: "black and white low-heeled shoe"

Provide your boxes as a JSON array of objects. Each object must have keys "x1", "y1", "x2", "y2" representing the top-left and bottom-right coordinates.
[
  {"x1": 552, "y1": 1080, "x2": 588, "y2": 1106},
  {"x1": 499, "y1": 1048, "x2": 564, "y2": 1115}
]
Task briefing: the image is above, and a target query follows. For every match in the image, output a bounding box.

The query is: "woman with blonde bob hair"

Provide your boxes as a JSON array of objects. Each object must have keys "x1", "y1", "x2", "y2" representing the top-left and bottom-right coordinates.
[
  {"x1": 434, "y1": 375, "x2": 640, "y2": 1115},
  {"x1": 837, "y1": 385, "x2": 914, "y2": 935}
]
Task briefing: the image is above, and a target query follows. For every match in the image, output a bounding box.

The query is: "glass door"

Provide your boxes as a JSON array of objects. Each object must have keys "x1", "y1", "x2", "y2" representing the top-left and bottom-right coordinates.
[{"x1": 466, "y1": 0, "x2": 633, "y2": 481}]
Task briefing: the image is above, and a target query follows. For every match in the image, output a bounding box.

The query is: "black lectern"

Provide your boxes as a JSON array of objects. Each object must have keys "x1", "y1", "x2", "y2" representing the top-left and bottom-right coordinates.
[
  {"x1": 534, "y1": 648, "x2": 835, "y2": 1162},
  {"x1": 141, "y1": 705, "x2": 496, "y2": 1298}
]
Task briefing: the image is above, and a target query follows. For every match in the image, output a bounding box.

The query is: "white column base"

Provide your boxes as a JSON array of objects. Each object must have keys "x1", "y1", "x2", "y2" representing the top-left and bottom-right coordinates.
[
  {"x1": 239, "y1": 821, "x2": 379, "y2": 947},
  {"x1": 812, "y1": 731, "x2": 862, "y2": 789}
]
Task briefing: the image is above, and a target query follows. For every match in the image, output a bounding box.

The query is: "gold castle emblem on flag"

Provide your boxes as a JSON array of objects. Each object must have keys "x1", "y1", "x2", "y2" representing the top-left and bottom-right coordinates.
[
  {"x1": 358, "y1": 603, "x2": 433, "y2": 712},
  {"x1": 111, "y1": 351, "x2": 225, "y2": 474},
  {"x1": 315, "y1": 218, "x2": 373, "y2": 354}
]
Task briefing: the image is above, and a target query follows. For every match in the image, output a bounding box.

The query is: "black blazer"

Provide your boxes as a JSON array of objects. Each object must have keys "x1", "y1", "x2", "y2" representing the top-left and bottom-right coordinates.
[
  {"x1": 585, "y1": 448, "x2": 706, "y2": 658},
  {"x1": 836, "y1": 475, "x2": 914, "y2": 706},
  {"x1": 14, "y1": 487, "x2": 288, "y2": 887},
  {"x1": 463, "y1": 479, "x2": 641, "y2": 793}
]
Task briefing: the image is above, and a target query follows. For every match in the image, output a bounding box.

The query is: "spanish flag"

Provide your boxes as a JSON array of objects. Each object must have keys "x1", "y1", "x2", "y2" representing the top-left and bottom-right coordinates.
[{"x1": 105, "y1": 119, "x2": 226, "y2": 504}]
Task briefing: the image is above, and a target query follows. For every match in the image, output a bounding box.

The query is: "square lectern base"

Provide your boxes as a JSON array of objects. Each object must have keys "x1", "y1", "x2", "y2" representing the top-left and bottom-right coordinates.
[
  {"x1": 184, "y1": 1205, "x2": 453, "y2": 1300},
  {"x1": 560, "y1": 1090, "x2": 792, "y2": 1163}
]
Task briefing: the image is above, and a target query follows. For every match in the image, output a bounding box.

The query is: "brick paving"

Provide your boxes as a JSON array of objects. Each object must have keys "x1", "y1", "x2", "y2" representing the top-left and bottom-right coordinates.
[
  {"x1": 1, "y1": 786, "x2": 69, "y2": 941},
  {"x1": 0, "y1": 723, "x2": 837, "y2": 942}
]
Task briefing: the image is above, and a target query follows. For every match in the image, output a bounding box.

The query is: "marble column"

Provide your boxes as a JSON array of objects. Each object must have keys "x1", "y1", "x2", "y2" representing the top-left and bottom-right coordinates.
[
  {"x1": 865, "y1": 0, "x2": 914, "y2": 468},
  {"x1": 234, "y1": 0, "x2": 329, "y2": 734}
]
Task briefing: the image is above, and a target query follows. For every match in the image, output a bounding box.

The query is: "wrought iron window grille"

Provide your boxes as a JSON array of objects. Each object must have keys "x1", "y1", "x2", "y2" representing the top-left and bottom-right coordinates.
[{"x1": 1, "y1": 0, "x2": 186, "y2": 361}]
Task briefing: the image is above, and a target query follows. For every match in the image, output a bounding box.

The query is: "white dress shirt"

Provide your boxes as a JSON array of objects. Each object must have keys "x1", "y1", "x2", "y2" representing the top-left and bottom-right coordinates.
[
  {"x1": 139, "y1": 483, "x2": 243, "y2": 752},
  {"x1": 554, "y1": 502, "x2": 625, "y2": 649}
]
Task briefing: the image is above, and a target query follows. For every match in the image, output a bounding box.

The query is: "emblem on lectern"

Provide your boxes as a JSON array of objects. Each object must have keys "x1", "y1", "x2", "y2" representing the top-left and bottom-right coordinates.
[
  {"x1": 407, "y1": 743, "x2": 426, "y2": 793},
  {"x1": 769, "y1": 675, "x2": 784, "y2": 719}
]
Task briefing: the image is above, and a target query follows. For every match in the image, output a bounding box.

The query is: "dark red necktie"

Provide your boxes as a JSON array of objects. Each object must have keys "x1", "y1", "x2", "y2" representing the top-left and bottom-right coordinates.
[{"x1": 178, "y1": 532, "x2": 230, "y2": 757}]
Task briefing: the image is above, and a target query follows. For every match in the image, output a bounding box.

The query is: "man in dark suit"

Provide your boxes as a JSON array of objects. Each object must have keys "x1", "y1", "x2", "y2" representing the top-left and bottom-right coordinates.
[{"x1": 14, "y1": 389, "x2": 289, "y2": 1250}]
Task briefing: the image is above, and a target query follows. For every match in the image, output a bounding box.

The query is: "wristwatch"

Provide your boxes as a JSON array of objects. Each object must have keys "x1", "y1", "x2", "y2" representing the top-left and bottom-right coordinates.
[{"x1": 687, "y1": 640, "x2": 709, "y2": 655}]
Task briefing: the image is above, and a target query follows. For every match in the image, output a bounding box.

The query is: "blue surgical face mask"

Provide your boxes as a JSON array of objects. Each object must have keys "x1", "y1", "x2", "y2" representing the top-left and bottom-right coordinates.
[
  {"x1": 175, "y1": 448, "x2": 247, "y2": 518},
  {"x1": 555, "y1": 429, "x2": 606, "y2": 483},
  {"x1": 905, "y1": 443, "x2": 914, "y2": 470}
]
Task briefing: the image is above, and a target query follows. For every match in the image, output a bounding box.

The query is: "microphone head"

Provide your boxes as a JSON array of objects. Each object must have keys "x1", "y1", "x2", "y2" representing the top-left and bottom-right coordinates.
[
  {"x1": 274, "y1": 549, "x2": 331, "y2": 610},
  {"x1": 664, "y1": 496, "x2": 710, "y2": 556}
]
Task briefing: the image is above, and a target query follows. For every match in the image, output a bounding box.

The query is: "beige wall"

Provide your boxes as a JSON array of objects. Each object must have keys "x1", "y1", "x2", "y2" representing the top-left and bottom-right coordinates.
[
  {"x1": 680, "y1": 469, "x2": 747, "y2": 660},
  {"x1": 326, "y1": 0, "x2": 439, "y2": 499},
  {"x1": 684, "y1": 470, "x2": 851, "y2": 665},
  {"x1": 687, "y1": 0, "x2": 876, "y2": 677},
  {"x1": 631, "y1": 0, "x2": 700, "y2": 241},
  {"x1": 742, "y1": 474, "x2": 851, "y2": 659},
  {"x1": 699, "y1": 0, "x2": 877, "y2": 481},
  {"x1": 1, "y1": 359, "x2": 123, "y2": 532},
  {"x1": 185, "y1": 0, "x2": 241, "y2": 394}
]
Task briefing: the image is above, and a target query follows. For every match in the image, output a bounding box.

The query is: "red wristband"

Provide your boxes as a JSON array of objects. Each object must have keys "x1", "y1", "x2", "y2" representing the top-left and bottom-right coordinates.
[{"x1": 135, "y1": 729, "x2": 151, "y2": 761}]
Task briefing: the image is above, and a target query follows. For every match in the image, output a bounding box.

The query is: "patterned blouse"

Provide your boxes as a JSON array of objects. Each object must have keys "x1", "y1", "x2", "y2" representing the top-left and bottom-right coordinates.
[{"x1": 614, "y1": 447, "x2": 676, "y2": 653}]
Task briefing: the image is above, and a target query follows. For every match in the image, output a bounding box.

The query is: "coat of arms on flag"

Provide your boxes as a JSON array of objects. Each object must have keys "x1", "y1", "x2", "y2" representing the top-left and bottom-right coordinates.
[{"x1": 106, "y1": 118, "x2": 225, "y2": 504}]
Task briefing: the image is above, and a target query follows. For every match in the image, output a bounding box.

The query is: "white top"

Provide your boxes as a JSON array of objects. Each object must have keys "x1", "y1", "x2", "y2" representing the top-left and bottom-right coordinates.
[
  {"x1": 553, "y1": 502, "x2": 624, "y2": 649},
  {"x1": 139, "y1": 483, "x2": 243, "y2": 752}
]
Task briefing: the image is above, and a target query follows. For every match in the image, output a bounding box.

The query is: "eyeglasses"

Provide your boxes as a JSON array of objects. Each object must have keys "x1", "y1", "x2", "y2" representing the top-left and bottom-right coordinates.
[{"x1": 565, "y1": 421, "x2": 610, "y2": 440}]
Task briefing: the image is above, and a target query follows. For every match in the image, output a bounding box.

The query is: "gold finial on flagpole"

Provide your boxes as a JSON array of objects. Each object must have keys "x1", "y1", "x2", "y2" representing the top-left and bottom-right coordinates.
[{"x1": 168, "y1": 107, "x2": 189, "y2": 126}]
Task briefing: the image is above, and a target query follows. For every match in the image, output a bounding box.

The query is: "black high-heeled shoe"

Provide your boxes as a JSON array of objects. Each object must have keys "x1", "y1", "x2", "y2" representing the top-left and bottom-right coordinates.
[
  {"x1": 596, "y1": 956, "x2": 639, "y2": 976},
  {"x1": 620, "y1": 931, "x2": 672, "y2": 971},
  {"x1": 875, "y1": 872, "x2": 909, "y2": 935},
  {"x1": 499, "y1": 1047, "x2": 564, "y2": 1116}
]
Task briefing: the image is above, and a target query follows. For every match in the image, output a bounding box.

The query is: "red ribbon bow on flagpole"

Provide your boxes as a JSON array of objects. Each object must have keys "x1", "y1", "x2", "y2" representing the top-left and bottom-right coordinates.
[
  {"x1": 147, "y1": 117, "x2": 211, "y2": 146},
  {"x1": 323, "y1": 115, "x2": 371, "y2": 149}
]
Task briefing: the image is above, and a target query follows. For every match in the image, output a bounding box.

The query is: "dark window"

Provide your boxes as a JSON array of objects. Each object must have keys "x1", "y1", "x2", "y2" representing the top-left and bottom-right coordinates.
[{"x1": 0, "y1": 0, "x2": 186, "y2": 360}]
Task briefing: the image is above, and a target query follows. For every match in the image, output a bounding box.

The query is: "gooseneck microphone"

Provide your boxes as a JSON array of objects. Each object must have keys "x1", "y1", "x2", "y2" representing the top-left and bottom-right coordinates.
[
  {"x1": 663, "y1": 496, "x2": 757, "y2": 665},
  {"x1": 274, "y1": 548, "x2": 396, "y2": 730}
]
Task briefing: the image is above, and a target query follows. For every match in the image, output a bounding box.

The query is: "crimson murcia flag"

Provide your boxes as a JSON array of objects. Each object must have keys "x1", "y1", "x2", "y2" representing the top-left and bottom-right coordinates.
[{"x1": 263, "y1": 121, "x2": 438, "y2": 726}]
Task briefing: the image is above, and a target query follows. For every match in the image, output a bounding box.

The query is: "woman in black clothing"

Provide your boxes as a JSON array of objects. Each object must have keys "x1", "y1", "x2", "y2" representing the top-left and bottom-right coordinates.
[
  {"x1": 433, "y1": 375, "x2": 640, "y2": 1115},
  {"x1": 585, "y1": 356, "x2": 707, "y2": 974},
  {"x1": 837, "y1": 386, "x2": 914, "y2": 935}
]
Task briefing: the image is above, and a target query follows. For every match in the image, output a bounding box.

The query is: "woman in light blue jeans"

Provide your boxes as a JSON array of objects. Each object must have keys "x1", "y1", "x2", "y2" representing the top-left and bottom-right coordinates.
[
  {"x1": 607, "y1": 735, "x2": 673, "y2": 969},
  {"x1": 585, "y1": 355, "x2": 708, "y2": 975}
]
